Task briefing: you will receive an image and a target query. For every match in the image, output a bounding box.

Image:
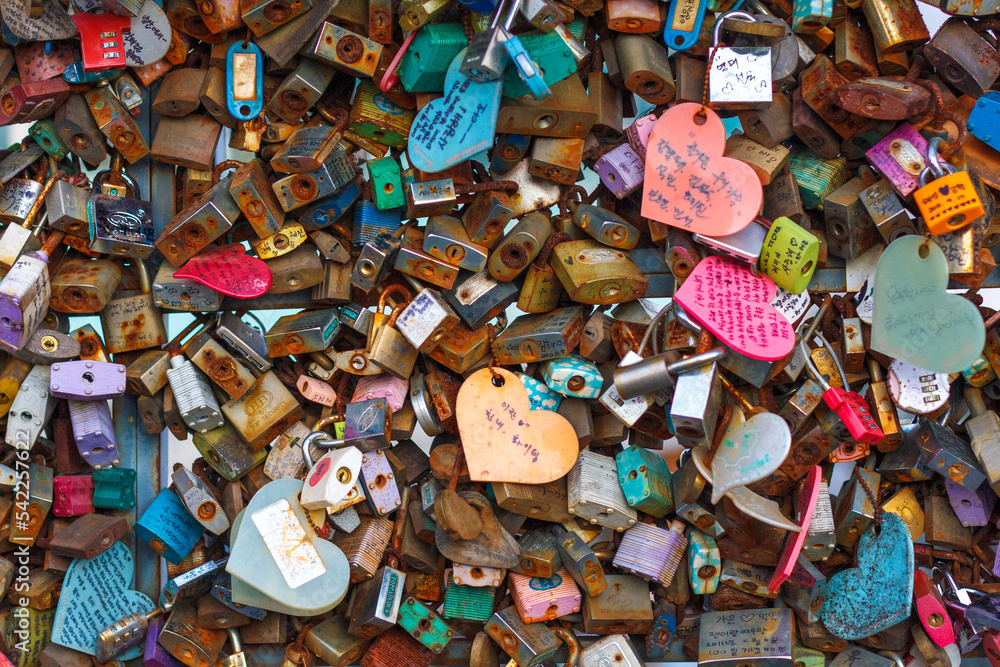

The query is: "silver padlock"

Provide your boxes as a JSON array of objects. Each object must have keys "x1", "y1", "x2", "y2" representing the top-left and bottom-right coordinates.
[
  {"x1": 708, "y1": 12, "x2": 773, "y2": 109},
  {"x1": 461, "y1": 0, "x2": 522, "y2": 82}
]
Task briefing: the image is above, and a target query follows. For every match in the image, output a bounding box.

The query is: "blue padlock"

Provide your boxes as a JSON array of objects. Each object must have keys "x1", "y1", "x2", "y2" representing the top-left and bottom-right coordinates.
[
  {"x1": 968, "y1": 91, "x2": 1000, "y2": 153},
  {"x1": 135, "y1": 488, "x2": 205, "y2": 565},
  {"x1": 226, "y1": 40, "x2": 264, "y2": 121},
  {"x1": 541, "y1": 354, "x2": 602, "y2": 399},
  {"x1": 517, "y1": 372, "x2": 563, "y2": 411}
]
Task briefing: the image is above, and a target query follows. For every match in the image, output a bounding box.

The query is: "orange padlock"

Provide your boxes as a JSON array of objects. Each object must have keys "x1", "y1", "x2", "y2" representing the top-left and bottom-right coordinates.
[{"x1": 914, "y1": 137, "x2": 985, "y2": 235}]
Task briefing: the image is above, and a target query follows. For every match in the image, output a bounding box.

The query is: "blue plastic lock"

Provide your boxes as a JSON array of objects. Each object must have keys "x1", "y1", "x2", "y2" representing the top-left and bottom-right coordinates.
[
  {"x1": 663, "y1": 0, "x2": 708, "y2": 51},
  {"x1": 227, "y1": 40, "x2": 264, "y2": 121}
]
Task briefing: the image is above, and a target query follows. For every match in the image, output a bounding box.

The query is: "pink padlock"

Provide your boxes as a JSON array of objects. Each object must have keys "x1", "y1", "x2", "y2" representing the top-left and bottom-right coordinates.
[
  {"x1": 53, "y1": 475, "x2": 94, "y2": 517},
  {"x1": 865, "y1": 123, "x2": 927, "y2": 198},
  {"x1": 509, "y1": 567, "x2": 582, "y2": 623},
  {"x1": 297, "y1": 375, "x2": 337, "y2": 406},
  {"x1": 352, "y1": 374, "x2": 408, "y2": 412}
]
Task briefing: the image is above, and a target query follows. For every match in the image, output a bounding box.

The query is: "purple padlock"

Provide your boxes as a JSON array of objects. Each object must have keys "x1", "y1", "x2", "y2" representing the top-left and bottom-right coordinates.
[
  {"x1": 945, "y1": 478, "x2": 996, "y2": 528},
  {"x1": 865, "y1": 122, "x2": 928, "y2": 199},
  {"x1": 145, "y1": 617, "x2": 182, "y2": 667},
  {"x1": 68, "y1": 399, "x2": 120, "y2": 469},
  {"x1": 595, "y1": 143, "x2": 644, "y2": 199},
  {"x1": 626, "y1": 113, "x2": 656, "y2": 161},
  {"x1": 50, "y1": 360, "x2": 126, "y2": 400}
]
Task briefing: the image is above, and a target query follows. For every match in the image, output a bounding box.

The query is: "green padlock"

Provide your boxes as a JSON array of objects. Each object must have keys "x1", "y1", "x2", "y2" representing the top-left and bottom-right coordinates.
[
  {"x1": 759, "y1": 216, "x2": 820, "y2": 294},
  {"x1": 501, "y1": 25, "x2": 582, "y2": 99},
  {"x1": 369, "y1": 156, "x2": 406, "y2": 211},
  {"x1": 29, "y1": 119, "x2": 69, "y2": 161},
  {"x1": 398, "y1": 24, "x2": 469, "y2": 92}
]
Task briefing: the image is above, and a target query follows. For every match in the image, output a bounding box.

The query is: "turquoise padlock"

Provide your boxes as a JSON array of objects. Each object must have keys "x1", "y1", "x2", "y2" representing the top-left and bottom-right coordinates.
[
  {"x1": 501, "y1": 26, "x2": 581, "y2": 98},
  {"x1": 517, "y1": 372, "x2": 563, "y2": 411},
  {"x1": 135, "y1": 488, "x2": 205, "y2": 565},
  {"x1": 443, "y1": 584, "x2": 495, "y2": 622},
  {"x1": 399, "y1": 24, "x2": 469, "y2": 92},
  {"x1": 615, "y1": 446, "x2": 674, "y2": 517},
  {"x1": 687, "y1": 527, "x2": 721, "y2": 595},
  {"x1": 541, "y1": 354, "x2": 601, "y2": 399},
  {"x1": 92, "y1": 467, "x2": 137, "y2": 510}
]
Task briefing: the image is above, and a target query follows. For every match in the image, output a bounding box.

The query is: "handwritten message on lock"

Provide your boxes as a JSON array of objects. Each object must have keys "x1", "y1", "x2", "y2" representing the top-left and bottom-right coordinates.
[
  {"x1": 175, "y1": 243, "x2": 272, "y2": 298},
  {"x1": 674, "y1": 256, "x2": 794, "y2": 361},
  {"x1": 641, "y1": 104, "x2": 761, "y2": 236}
]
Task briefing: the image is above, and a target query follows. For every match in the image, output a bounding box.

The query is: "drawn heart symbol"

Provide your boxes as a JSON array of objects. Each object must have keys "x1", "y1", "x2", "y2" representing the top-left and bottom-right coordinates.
[
  {"x1": 740, "y1": 613, "x2": 757, "y2": 623},
  {"x1": 227, "y1": 478, "x2": 350, "y2": 615},
  {"x1": 174, "y1": 243, "x2": 272, "y2": 298},
  {"x1": 939, "y1": 185, "x2": 950, "y2": 196},
  {"x1": 51, "y1": 542, "x2": 155, "y2": 660},
  {"x1": 456, "y1": 368, "x2": 579, "y2": 485},
  {"x1": 871, "y1": 236, "x2": 985, "y2": 373},
  {"x1": 823, "y1": 512, "x2": 914, "y2": 640},
  {"x1": 641, "y1": 103, "x2": 762, "y2": 236},
  {"x1": 710, "y1": 411, "x2": 791, "y2": 503},
  {"x1": 407, "y1": 49, "x2": 503, "y2": 174},
  {"x1": 674, "y1": 256, "x2": 795, "y2": 361}
]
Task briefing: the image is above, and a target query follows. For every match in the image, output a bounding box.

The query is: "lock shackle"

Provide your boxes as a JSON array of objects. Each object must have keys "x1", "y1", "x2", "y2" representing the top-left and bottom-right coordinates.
[
  {"x1": 226, "y1": 628, "x2": 242, "y2": 654},
  {"x1": 549, "y1": 627, "x2": 579, "y2": 667},
  {"x1": 669, "y1": 347, "x2": 727, "y2": 375},
  {"x1": 213, "y1": 159, "x2": 243, "y2": 185},
  {"x1": 301, "y1": 430, "x2": 346, "y2": 469},
  {"x1": 877, "y1": 652, "x2": 904, "y2": 667},
  {"x1": 801, "y1": 330, "x2": 848, "y2": 392},
  {"x1": 672, "y1": 302, "x2": 704, "y2": 336},
  {"x1": 387, "y1": 302, "x2": 407, "y2": 327},
  {"x1": 713, "y1": 11, "x2": 757, "y2": 47},
  {"x1": 377, "y1": 284, "x2": 412, "y2": 313},
  {"x1": 919, "y1": 137, "x2": 954, "y2": 186}
]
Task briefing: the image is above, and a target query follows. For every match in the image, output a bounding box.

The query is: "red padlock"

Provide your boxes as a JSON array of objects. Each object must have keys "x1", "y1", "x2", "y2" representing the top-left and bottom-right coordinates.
[
  {"x1": 53, "y1": 475, "x2": 95, "y2": 517},
  {"x1": 71, "y1": 13, "x2": 132, "y2": 72},
  {"x1": 802, "y1": 334, "x2": 884, "y2": 446},
  {"x1": 915, "y1": 570, "x2": 956, "y2": 648}
]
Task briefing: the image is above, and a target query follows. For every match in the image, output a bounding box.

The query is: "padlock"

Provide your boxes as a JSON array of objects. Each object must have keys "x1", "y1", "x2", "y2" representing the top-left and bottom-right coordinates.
[
  {"x1": 166, "y1": 344, "x2": 225, "y2": 435},
  {"x1": 216, "y1": 311, "x2": 272, "y2": 374},
  {"x1": 93, "y1": 467, "x2": 137, "y2": 510},
  {"x1": 613, "y1": 520, "x2": 688, "y2": 587},
  {"x1": 706, "y1": 12, "x2": 773, "y2": 109},
  {"x1": 566, "y1": 450, "x2": 638, "y2": 531},
  {"x1": 801, "y1": 334, "x2": 884, "y2": 445},
  {"x1": 915, "y1": 419, "x2": 986, "y2": 491},
  {"x1": 157, "y1": 176, "x2": 242, "y2": 266},
  {"x1": 914, "y1": 138, "x2": 985, "y2": 236},
  {"x1": 268, "y1": 59, "x2": 338, "y2": 124},
  {"x1": 394, "y1": 288, "x2": 460, "y2": 353},
  {"x1": 95, "y1": 609, "x2": 163, "y2": 663},
  {"x1": 0, "y1": 229, "x2": 59, "y2": 353},
  {"x1": 86, "y1": 82, "x2": 150, "y2": 164},
  {"x1": 50, "y1": 258, "x2": 121, "y2": 314},
  {"x1": 185, "y1": 331, "x2": 255, "y2": 400},
  {"x1": 616, "y1": 445, "x2": 675, "y2": 517},
  {"x1": 615, "y1": 34, "x2": 675, "y2": 105},
  {"x1": 6, "y1": 365, "x2": 55, "y2": 450},
  {"x1": 53, "y1": 474, "x2": 94, "y2": 517},
  {"x1": 135, "y1": 487, "x2": 205, "y2": 564},
  {"x1": 859, "y1": 178, "x2": 915, "y2": 243},
  {"x1": 159, "y1": 602, "x2": 228, "y2": 667},
  {"x1": 265, "y1": 309, "x2": 341, "y2": 357},
  {"x1": 171, "y1": 466, "x2": 229, "y2": 535},
  {"x1": 67, "y1": 399, "x2": 120, "y2": 468},
  {"x1": 582, "y1": 574, "x2": 654, "y2": 634}
]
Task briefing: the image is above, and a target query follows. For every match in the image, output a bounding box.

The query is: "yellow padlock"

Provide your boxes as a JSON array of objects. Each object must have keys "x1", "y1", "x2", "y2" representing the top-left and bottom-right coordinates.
[{"x1": 914, "y1": 137, "x2": 985, "y2": 236}]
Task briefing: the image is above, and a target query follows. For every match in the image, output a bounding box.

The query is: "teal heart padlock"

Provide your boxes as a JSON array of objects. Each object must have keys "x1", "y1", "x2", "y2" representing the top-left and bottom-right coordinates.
[
  {"x1": 822, "y1": 511, "x2": 914, "y2": 640},
  {"x1": 51, "y1": 542, "x2": 156, "y2": 660},
  {"x1": 407, "y1": 49, "x2": 503, "y2": 173}
]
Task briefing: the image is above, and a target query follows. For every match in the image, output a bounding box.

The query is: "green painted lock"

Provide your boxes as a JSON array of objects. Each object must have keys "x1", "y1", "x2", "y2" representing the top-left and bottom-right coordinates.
[
  {"x1": 369, "y1": 157, "x2": 406, "y2": 211},
  {"x1": 92, "y1": 467, "x2": 137, "y2": 510},
  {"x1": 759, "y1": 216, "x2": 819, "y2": 295},
  {"x1": 397, "y1": 596, "x2": 455, "y2": 653},
  {"x1": 442, "y1": 584, "x2": 494, "y2": 622},
  {"x1": 615, "y1": 446, "x2": 674, "y2": 518},
  {"x1": 501, "y1": 26, "x2": 580, "y2": 98},
  {"x1": 29, "y1": 119, "x2": 68, "y2": 161},
  {"x1": 787, "y1": 146, "x2": 849, "y2": 210},
  {"x1": 398, "y1": 24, "x2": 468, "y2": 92}
]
